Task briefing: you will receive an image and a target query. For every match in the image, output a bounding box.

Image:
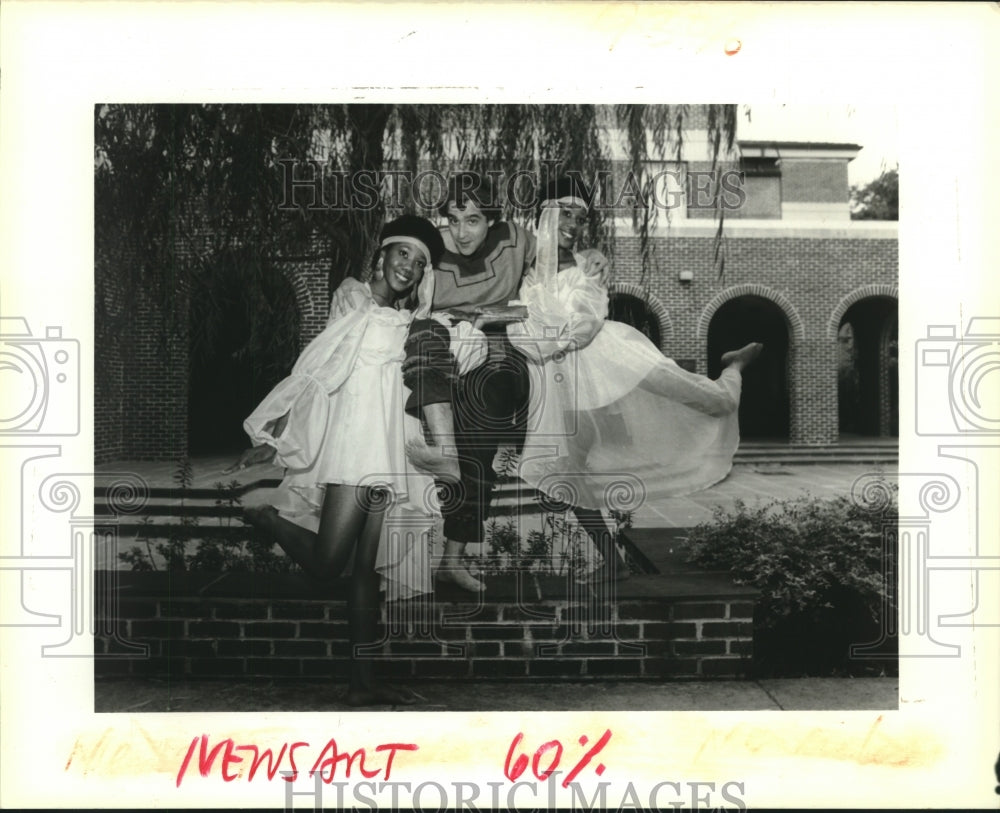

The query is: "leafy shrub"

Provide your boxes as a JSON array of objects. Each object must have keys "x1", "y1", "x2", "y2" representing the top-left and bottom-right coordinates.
[
  {"x1": 117, "y1": 458, "x2": 291, "y2": 573},
  {"x1": 684, "y1": 487, "x2": 897, "y2": 677},
  {"x1": 472, "y1": 510, "x2": 636, "y2": 578}
]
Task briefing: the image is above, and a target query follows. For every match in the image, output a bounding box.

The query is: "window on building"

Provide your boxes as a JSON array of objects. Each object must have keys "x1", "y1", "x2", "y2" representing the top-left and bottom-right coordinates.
[
  {"x1": 730, "y1": 157, "x2": 781, "y2": 219},
  {"x1": 686, "y1": 156, "x2": 782, "y2": 220},
  {"x1": 645, "y1": 161, "x2": 687, "y2": 221}
]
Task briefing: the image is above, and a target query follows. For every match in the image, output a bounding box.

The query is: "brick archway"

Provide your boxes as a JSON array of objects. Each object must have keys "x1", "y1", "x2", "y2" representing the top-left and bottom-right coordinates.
[
  {"x1": 696, "y1": 284, "x2": 805, "y2": 346},
  {"x1": 187, "y1": 256, "x2": 305, "y2": 455},
  {"x1": 827, "y1": 284, "x2": 899, "y2": 340},
  {"x1": 833, "y1": 288, "x2": 899, "y2": 438},
  {"x1": 608, "y1": 282, "x2": 673, "y2": 351},
  {"x1": 274, "y1": 263, "x2": 322, "y2": 342}
]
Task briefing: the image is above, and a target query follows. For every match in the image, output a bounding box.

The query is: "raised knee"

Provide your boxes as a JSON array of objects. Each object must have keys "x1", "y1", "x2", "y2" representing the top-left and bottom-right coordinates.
[{"x1": 707, "y1": 395, "x2": 738, "y2": 417}]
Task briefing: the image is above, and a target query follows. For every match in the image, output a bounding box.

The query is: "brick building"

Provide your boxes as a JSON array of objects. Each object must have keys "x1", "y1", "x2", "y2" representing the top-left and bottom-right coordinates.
[
  {"x1": 605, "y1": 138, "x2": 898, "y2": 445},
  {"x1": 94, "y1": 115, "x2": 897, "y2": 462}
]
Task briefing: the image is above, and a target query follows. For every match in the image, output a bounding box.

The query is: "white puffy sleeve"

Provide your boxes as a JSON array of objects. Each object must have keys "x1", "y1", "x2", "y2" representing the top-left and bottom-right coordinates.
[
  {"x1": 561, "y1": 266, "x2": 608, "y2": 350},
  {"x1": 244, "y1": 278, "x2": 371, "y2": 468},
  {"x1": 507, "y1": 258, "x2": 609, "y2": 363},
  {"x1": 326, "y1": 277, "x2": 371, "y2": 326}
]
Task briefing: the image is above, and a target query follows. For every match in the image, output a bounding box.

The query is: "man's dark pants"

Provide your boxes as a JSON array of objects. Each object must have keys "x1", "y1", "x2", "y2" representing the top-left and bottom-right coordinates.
[{"x1": 404, "y1": 319, "x2": 529, "y2": 546}]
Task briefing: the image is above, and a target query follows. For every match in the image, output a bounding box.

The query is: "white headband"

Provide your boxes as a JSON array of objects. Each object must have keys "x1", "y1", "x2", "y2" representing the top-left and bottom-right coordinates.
[
  {"x1": 381, "y1": 235, "x2": 431, "y2": 266},
  {"x1": 541, "y1": 195, "x2": 589, "y2": 210}
]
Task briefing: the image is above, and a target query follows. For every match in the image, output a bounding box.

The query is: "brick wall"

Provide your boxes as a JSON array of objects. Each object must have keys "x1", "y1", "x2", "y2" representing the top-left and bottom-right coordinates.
[
  {"x1": 119, "y1": 283, "x2": 190, "y2": 462},
  {"x1": 94, "y1": 327, "x2": 125, "y2": 464},
  {"x1": 272, "y1": 249, "x2": 334, "y2": 346},
  {"x1": 781, "y1": 160, "x2": 849, "y2": 203},
  {"x1": 608, "y1": 234, "x2": 898, "y2": 444},
  {"x1": 95, "y1": 235, "x2": 333, "y2": 463},
  {"x1": 96, "y1": 591, "x2": 755, "y2": 681}
]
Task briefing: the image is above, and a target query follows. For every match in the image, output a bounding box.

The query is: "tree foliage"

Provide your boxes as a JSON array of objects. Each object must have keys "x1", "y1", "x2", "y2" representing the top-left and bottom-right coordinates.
[{"x1": 849, "y1": 166, "x2": 898, "y2": 221}]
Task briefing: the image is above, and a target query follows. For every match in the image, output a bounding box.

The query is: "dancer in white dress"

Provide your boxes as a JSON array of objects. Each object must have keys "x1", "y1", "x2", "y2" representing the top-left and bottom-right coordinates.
[
  {"x1": 508, "y1": 178, "x2": 762, "y2": 581},
  {"x1": 235, "y1": 215, "x2": 486, "y2": 704}
]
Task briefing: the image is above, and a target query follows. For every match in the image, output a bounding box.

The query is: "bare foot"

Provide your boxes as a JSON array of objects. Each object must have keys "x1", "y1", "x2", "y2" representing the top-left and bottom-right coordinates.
[
  {"x1": 721, "y1": 342, "x2": 764, "y2": 372},
  {"x1": 405, "y1": 438, "x2": 461, "y2": 482},
  {"x1": 346, "y1": 683, "x2": 419, "y2": 706},
  {"x1": 436, "y1": 563, "x2": 485, "y2": 592}
]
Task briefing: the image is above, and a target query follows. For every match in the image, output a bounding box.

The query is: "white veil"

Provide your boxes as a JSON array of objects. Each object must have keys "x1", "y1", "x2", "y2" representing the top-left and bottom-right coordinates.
[{"x1": 534, "y1": 194, "x2": 589, "y2": 288}]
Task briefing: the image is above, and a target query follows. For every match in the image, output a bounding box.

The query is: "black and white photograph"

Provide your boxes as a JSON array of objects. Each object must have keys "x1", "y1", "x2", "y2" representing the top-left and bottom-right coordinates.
[
  {"x1": 92, "y1": 101, "x2": 900, "y2": 714},
  {"x1": 1, "y1": 3, "x2": 997, "y2": 810}
]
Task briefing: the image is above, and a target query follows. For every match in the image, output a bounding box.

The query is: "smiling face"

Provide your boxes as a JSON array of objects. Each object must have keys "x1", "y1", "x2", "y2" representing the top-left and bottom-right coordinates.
[
  {"x1": 381, "y1": 241, "x2": 427, "y2": 296},
  {"x1": 557, "y1": 203, "x2": 588, "y2": 250},
  {"x1": 445, "y1": 200, "x2": 492, "y2": 256}
]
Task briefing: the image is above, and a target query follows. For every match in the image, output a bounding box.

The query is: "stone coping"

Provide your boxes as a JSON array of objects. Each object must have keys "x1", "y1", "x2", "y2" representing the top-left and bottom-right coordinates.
[{"x1": 99, "y1": 568, "x2": 758, "y2": 604}]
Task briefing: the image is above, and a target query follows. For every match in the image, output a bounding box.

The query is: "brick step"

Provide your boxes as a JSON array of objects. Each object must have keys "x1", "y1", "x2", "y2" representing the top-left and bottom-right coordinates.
[
  {"x1": 101, "y1": 522, "x2": 261, "y2": 540},
  {"x1": 736, "y1": 442, "x2": 895, "y2": 454},
  {"x1": 735, "y1": 447, "x2": 897, "y2": 456},
  {"x1": 735, "y1": 454, "x2": 897, "y2": 465},
  {"x1": 94, "y1": 479, "x2": 282, "y2": 504},
  {"x1": 94, "y1": 478, "x2": 544, "y2": 517},
  {"x1": 735, "y1": 445, "x2": 897, "y2": 464}
]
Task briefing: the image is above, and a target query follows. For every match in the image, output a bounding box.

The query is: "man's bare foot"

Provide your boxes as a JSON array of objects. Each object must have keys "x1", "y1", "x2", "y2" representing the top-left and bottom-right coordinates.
[
  {"x1": 436, "y1": 563, "x2": 485, "y2": 592},
  {"x1": 405, "y1": 438, "x2": 461, "y2": 482},
  {"x1": 243, "y1": 504, "x2": 280, "y2": 530},
  {"x1": 346, "y1": 683, "x2": 419, "y2": 706},
  {"x1": 721, "y1": 342, "x2": 764, "y2": 372}
]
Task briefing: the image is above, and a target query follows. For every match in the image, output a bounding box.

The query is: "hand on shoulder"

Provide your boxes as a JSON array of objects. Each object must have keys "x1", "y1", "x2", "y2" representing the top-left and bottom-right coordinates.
[
  {"x1": 578, "y1": 248, "x2": 610, "y2": 286},
  {"x1": 223, "y1": 444, "x2": 277, "y2": 473}
]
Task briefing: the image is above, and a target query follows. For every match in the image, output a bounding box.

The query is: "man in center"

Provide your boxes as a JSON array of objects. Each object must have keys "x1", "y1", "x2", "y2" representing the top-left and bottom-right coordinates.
[{"x1": 405, "y1": 171, "x2": 606, "y2": 591}]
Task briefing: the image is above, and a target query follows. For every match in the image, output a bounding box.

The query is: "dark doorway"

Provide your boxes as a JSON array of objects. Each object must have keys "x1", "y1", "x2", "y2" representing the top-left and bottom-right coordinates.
[
  {"x1": 838, "y1": 297, "x2": 898, "y2": 437},
  {"x1": 708, "y1": 296, "x2": 790, "y2": 439},
  {"x1": 188, "y1": 252, "x2": 301, "y2": 455},
  {"x1": 609, "y1": 292, "x2": 662, "y2": 349}
]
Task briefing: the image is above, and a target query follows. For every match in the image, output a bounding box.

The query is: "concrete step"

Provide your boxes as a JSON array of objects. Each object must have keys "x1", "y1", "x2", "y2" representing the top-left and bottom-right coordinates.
[
  {"x1": 734, "y1": 443, "x2": 897, "y2": 465},
  {"x1": 735, "y1": 457, "x2": 896, "y2": 465}
]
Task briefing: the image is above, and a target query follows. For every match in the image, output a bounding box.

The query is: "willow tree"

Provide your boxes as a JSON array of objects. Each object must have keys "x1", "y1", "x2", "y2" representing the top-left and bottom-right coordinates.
[{"x1": 95, "y1": 103, "x2": 738, "y2": 396}]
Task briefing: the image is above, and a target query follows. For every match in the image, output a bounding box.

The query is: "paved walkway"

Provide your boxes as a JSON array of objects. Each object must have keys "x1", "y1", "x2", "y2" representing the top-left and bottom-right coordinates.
[{"x1": 94, "y1": 677, "x2": 898, "y2": 713}]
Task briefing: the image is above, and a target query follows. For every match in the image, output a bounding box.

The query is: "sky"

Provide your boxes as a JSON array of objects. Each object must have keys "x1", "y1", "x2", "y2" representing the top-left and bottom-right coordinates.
[{"x1": 737, "y1": 104, "x2": 898, "y2": 187}]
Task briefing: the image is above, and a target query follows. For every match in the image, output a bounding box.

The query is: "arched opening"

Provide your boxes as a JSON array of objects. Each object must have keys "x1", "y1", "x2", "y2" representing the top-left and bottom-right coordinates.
[
  {"x1": 838, "y1": 297, "x2": 898, "y2": 438},
  {"x1": 608, "y1": 292, "x2": 662, "y2": 350},
  {"x1": 708, "y1": 295, "x2": 790, "y2": 439},
  {"x1": 187, "y1": 251, "x2": 301, "y2": 455}
]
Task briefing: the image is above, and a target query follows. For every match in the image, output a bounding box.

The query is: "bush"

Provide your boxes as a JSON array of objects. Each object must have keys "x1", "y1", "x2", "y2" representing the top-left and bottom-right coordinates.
[
  {"x1": 470, "y1": 510, "x2": 635, "y2": 578},
  {"x1": 684, "y1": 488, "x2": 897, "y2": 677},
  {"x1": 117, "y1": 458, "x2": 292, "y2": 573}
]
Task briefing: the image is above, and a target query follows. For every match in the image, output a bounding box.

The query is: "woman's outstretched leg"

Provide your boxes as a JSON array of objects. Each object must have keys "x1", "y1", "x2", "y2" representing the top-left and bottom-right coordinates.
[
  {"x1": 345, "y1": 492, "x2": 418, "y2": 706},
  {"x1": 638, "y1": 342, "x2": 763, "y2": 417}
]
